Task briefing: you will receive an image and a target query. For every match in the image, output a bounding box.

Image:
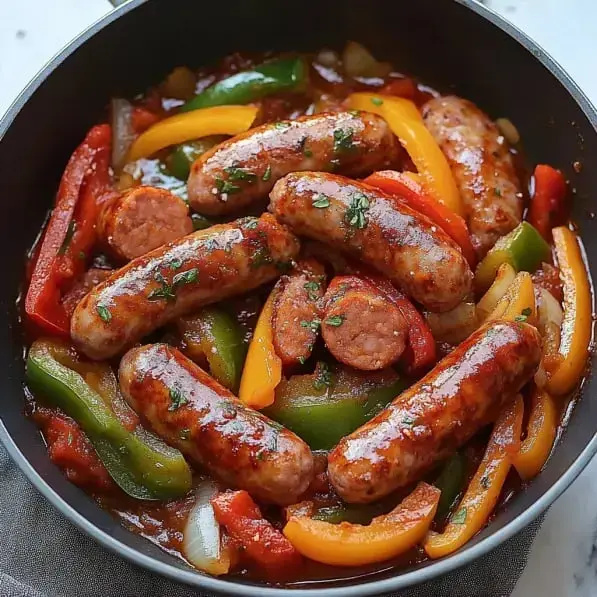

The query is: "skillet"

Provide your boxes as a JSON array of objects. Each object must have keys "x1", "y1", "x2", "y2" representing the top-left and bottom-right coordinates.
[{"x1": 0, "y1": 0, "x2": 596, "y2": 594}]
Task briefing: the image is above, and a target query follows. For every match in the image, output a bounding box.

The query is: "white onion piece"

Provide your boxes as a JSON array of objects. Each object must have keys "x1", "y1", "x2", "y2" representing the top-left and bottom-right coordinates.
[
  {"x1": 110, "y1": 98, "x2": 135, "y2": 173},
  {"x1": 496, "y1": 117, "x2": 520, "y2": 145},
  {"x1": 342, "y1": 41, "x2": 392, "y2": 79},
  {"x1": 183, "y1": 481, "x2": 230, "y2": 576},
  {"x1": 536, "y1": 286, "x2": 563, "y2": 356},
  {"x1": 425, "y1": 302, "x2": 479, "y2": 344}
]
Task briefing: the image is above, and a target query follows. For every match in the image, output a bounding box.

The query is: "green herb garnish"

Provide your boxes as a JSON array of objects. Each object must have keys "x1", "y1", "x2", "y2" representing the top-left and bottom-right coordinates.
[
  {"x1": 300, "y1": 318, "x2": 321, "y2": 334},
  {"x1": 262, "y1": 165, "x2": 272, "y2": 181},
  {"x1": 313, "y1": 363, "x2": 333, "y2": 390},
  {"x1": 370, "y1": 97, "x2": 384, "y2": 106},
  {"x1": 172, "y1": 268, "x2": 198, "y2": 287},
  {"x1": 304, "y1": 281, "x2": 321, "y2": 300},
  {"x1": 333, "y1": 128, "x2": 356, "y2": 155},
  {"x1": 96, "y1": 304, "x2": 111, "y2": 323},
  {"x1": 224, "y1": 165, "x2": 257, "y2": 183},
  {"x1": 168, "y1": 388, "x2": 188, "y2": 411},
  {"x1": 345, "y1": 191, "x2": 370, "y2": 229},
  {"x1": 312, "y1": 193, "x2": 330, "y2": 209},
  {"x1": 215, "y1": 177, "x2": 241, "y2": 195},
  {"x1": 325, "y1": 315, "x2": 345, "y2": 327},
  {"x1": 250, "y1": 246, "x2": 273, "y2": 269},
  {"x1": 274, "y1": 121, "x2": 291, "y2": 130},
  {"x1": 451, "y1": 508, "x2": 467, "y2": 525}
]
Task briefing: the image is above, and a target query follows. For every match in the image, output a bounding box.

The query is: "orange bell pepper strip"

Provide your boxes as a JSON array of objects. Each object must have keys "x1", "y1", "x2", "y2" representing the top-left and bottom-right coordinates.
[
  {"x1": 284, "y1": 482, "x2": 440, "y2": 566},
  {"x1": 546, "y1": 226, "x2": 592, "y2": 396},
  {"x1": 347, "y1": 92, "x2": 463, "y2": 215},
  {"x1": 486, "y1": 271, "x2": 536, "y2": 325},
  {"x1": 238, "y1": 287, "x2": 282, "y2": 409},
  {"x1": 527, "y1": 165, "x2": 568, "y2": 242},
  {"x1": 126, "y1": 105, "x2": 258, "y2": 162},
  {"x1": 25, "y1": 124, "x2": 112, "y2": 336},
  {"x1": 424, "y1": 395, "x2": 523, "y2": 559},
  {"x1": 364, "y1": 170, "x2": 476, "y2": 267},
  {"x1": 513, "y1": 387, "x2": 558, "y2": 480}
]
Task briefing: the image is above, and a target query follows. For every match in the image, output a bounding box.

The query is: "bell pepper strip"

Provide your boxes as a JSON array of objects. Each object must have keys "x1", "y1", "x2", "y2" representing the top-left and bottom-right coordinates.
[
  {"x1": 264, "y1": 365, "x2": 407, "y2": 450},
  {"x1": 178, "y1": 307, "x2": 246, "y2": 393},
  {"x1": 26, "y1": 338, "x2": 192, "y2": 500},
  {"x1": 546, "y1": 227, "x2": 593, "y2": 396},
  {"x1": 131, "y1": 106, "x2": 162, "y2": 134},
  {"x1": 513, "y1": 388, "x2": 558, "y2": 480},
  {"x1": 476, "y1": 263, "x2": 516, "y2": 323},
  {"x1": 486, "y1": 271, "x2": 537, "y2": 325},
  {"x1": 126, "y1": 105, "x2": 258, "y2": 163},
  {"x1": 310, "y1": 502, "x2": 388, "y2": 525},
  {"x1": 191, "y1": 213, "x2": 214, "y2": 231},
  {"x1": 283, "y1": 482, "x2": 440, "y2": 567},
  {"x1": 165, "y1": 136, "x2": 227, "y2": 180},
  {"x1": 424, "y1": 395, "x2": 524, "y2": 559},
  {"x1": 433, "y1": 452, "x2": 467, "y2": 522},
  {"x1": 181, "y1": 57, "x2": 308, "y2": 112},
  {"x1": 238, "y1": 287, "x2": 283, "y2": 409},
  {"x1": 347, "y1": 92, "x2": 464, "y2": 215},
  {"x1": 364, "y1": 170, "x2": 476, "y2": 267},
  {"x1": 475, "y1": 222, "x2": 551, "y2": 293},
  {"x1": 211, "y1": 490, "x2": 302, "y2": 572},
  {"x1": 527, "y1": 165, "x2": 568, "y2": 242},
  {"x1": 25, "y1": 124, "x2": 112, "y2": 336}
]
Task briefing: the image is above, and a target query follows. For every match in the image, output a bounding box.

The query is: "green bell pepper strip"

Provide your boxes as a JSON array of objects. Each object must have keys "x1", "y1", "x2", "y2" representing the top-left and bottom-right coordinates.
[
  {"x1": 26, "y1": 339, "x2": 192, "y2": 500},
  {"x1": 312, "y1": 502, "x2": 388, "y2": 525},
  {"x1": 475, "y1": 222, "x2": 551, "y2": 292},
  {"x1": 433, "y1": 452, "x2": 466, "y2": 522},
  {"x1": 264, "y1": 366, "x2": 408, "y2": 450},
  {"x1": 191, "y1": 213, "x2": 214, "y2": 231},
  {"x1": 166, "y1": 136, "x2": 227, "y2": 180},
  {"x1": 180, "y1": 57, "x2": 308, "y2": 112}
]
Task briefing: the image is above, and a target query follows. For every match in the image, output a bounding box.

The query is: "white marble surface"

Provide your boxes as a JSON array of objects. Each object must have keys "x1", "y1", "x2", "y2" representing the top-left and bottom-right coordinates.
[{"x1": 1, "y1": 1, "x2": 596, "y2": 596}]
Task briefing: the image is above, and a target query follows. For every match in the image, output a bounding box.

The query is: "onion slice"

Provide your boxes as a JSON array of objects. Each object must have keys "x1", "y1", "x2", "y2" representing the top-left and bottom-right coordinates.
[
  {"x1": 183, "y1": 481, "x2": 230, "y2": 575},
  {"x1": 110, "y1": 98, "x2": 135, "y2": 173}
]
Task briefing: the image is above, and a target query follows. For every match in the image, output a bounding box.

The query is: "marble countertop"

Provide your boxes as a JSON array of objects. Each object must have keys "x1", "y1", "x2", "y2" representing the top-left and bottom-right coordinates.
[{"x1": 1, "y1": 1, "x2": 596, "y2": 596}]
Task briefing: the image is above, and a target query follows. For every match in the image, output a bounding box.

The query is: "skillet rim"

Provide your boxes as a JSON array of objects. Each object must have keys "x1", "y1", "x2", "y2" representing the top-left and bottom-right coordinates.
[{"x1": 0, "y1": 0, "x2": 596, "y2": 594}]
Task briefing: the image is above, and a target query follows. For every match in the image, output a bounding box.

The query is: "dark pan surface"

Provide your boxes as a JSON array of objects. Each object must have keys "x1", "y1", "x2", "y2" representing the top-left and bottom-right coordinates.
[{"x1": 0, "y1": 0, "x2": 596, "y2": 594}]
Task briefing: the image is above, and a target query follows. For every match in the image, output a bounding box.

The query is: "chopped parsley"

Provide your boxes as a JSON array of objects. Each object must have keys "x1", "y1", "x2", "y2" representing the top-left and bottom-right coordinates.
[
  {"x1": 451, "y1": 508, "x2": 467, "y2": 525},
  {"x1": 300, "y1": 318, "x2": 321, "y2": 334},
  {"x1": 312, "y1": 193, "x2": 330, "y2": 209},
  {"x1": 262, "y1": 165, "x2": 272, "y2": 181},
  {"x1": 333, "y1": 128, "x2": 356, "y2": 155},
  {"x1": 224, "y1": 165, "x2": 257, "y2": 183},
  {"x1": 250, "y1": 245, "x2": 273, "y2": 269},
  {"x1": 402, "y1": 415, "x2": 416, "y2": 426},
  {"x1": 241, "y1": 217, "x2": 259, "y2": 230},
  {"x1": 313, "y1": 363, "x2": 333, "y2": 390},
  {"x1": 325, "y1": 315, "x2": 345, "y2": 327},
  {"x1": 299, "y1": 136, "x2": 313, "y2": 158},
  {"x1": 298, "y1": 356, "x2": 306, "y2": 365},
  {"x1": 148, "y1": 268, "x2": 198, "y2": 302},
  {"x1": 169, "y1": 258, "x2": 183, "y2": 270},
  {"x1": 304, "y1": 148, "x2": 313, "y2": 158},
  {"x1": 345, "y1": 191, "x2": 370, "y2": 229},
  {"x1": 370, "y1": 97, "x2": 384, "y2": 106},
  {"x1": 58, "y1": 221, "x2": 77, "y2": 255},
  {"x1": 304, "y1": 281, "x2": 321, "y2": 300},
  {"x1": 168, "y1": 388, "x2": 188, "y2": 411},
  {"x1": 215, "y1": 177, "x2": 241, "y2": 195},
  {"x1": 96, "y1": 304, "x2": 112, "y2": 323},
  {"x1": 274, "y1": 121, "x2": 291, "y2": 130},
  {"x1": 515, "y1": 307, "x2": 533, "y2": 322},
  {"x1": 172, "y1": 268, "x2": 198, "y2": 287}
]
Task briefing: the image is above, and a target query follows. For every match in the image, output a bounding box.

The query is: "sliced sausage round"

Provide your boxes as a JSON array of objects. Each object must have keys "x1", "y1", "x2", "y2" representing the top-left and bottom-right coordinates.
[
  {"x1": 98, "y1": 186, "x2": 193, "y2": 261},
  {"x1": 422, "y1": 96, "x2": 523, "y2": 257},
  {"x1": 272, "y1": 258, "x2": 326, "y2": 367},
  {"x1": 119, "y1": 343, "x2": 315, "y2": 505},
  {"x1": 269, "y1": 172, "x2": 473, "y2": 312},
  {"x1": 71, "y1": 214, "x2": 300, "y2": 360},
  {"x1": 321, "y1": 275, "x2": 408, "y2": 371},
  {"x1": 327, "y1": 320, "x2": 542, "y2": 503},
  {"x1": 188, "y1": 111, "x2": 399, "y2": 216}
]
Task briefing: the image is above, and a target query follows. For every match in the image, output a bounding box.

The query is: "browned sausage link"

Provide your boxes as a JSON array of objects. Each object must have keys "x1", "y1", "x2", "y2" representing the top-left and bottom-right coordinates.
[
  {"x1": 98, "y1": 186, "x2": 193, "y2": 261},
  {"x1": 269, "y1": 172, "x2": 473, "y2": 312},
  {"x1": 187, "y1": 111, "x2": 399, "y2": 216},
  {"x1": 119, "y1": 344, "x2": 315, "y2": 505},
  {"x1": 328, "y1": 320, "x2": 542, "y2": 503},
  {"x1": 71, "y1": 214, "x2": 300, "y2": 360},
  {"x1": 321, "y1": 275, "x2": 408, "y2": 371},
  {"x1": 272, "y1": 258, "x2": 326, "y2": 367},
  {"x1": 422, "y1": 96, "x2": 523, "y2": 257}
]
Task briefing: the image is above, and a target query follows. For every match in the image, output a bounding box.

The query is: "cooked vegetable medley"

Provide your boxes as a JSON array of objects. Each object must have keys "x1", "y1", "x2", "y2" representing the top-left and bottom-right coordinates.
[{"x1": 22, "y1": 42, "x2": 593, "y2": 584}]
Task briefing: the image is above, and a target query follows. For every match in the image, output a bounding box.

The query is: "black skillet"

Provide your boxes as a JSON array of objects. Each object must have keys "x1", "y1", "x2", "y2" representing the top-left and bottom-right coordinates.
[{"x1": 1, "y1": 0, "x2": 596, "y2": 595}]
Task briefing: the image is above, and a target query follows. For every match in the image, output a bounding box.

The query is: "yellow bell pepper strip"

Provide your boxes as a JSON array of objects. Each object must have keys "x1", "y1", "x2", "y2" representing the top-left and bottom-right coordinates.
[
  {"x1": 513, "y1": 387, "x2": 558, "y2": 480},
  {"x1": 476, "y1": 262, "x2": 516, "y2": 322},
  {"x1": 238, "y1": 287, "x2": 282, "y2": 409},
  {"x1": 546, "y1": 227, "x2": 592, "y2": 396},
  {"x1": 283, "y1": 482, "x2": 440, "y2": 566},
  {"x1": 486, "y1": 271, "x2": 536, "y2": 325},
  {"x1": 347, "y1": 92, "x2": 463, "y2": 215},
  {"x1": 126, "y1": 105, "x2": 258, "y2": 163},
  {"x1": 424, "y1": 395, "x2": 523, "y2": 559},
  {"x1": 475, "y1": 222, "x2": 551, "y2": 293}
]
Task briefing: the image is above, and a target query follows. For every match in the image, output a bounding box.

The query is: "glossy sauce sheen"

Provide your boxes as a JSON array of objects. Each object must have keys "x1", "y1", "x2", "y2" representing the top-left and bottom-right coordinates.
[
  {"x1": 119, "y1": 344, "x2": 315, "y2": 505},
  {"x1": 328, "y1": 321, "x2": 542, "y2": 503},
  {"x1": 71, "y1": 214, "x2": 299, "y2": 359},
  {"x1": 187, "y1": 111, "x2": 399, "y2": 215},
  {"x1": 269, "y1": 171, "x2": 473, "y2": 312}
]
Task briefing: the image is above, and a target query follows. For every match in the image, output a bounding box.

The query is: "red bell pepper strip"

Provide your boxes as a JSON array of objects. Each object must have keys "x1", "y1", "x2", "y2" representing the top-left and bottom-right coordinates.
[
  {"x1": 211, "y1": 490, "x2": 302, "y2": 573},
  {"x1": 25, "y1": 125, "x2": 112, "y2": 336},
  {"x1": 527, "y1": 165, "x2": 567, "y2": 242},
  {"x1": 364, "y1": 170, "x2": 477, "y2": 268},
  {"x1": 361, "y1": 273, "x2": 437, "y2": 375}
]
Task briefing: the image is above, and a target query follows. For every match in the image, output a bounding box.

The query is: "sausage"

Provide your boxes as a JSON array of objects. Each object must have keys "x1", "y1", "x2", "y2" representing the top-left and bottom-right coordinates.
[
  {"x1": 272, "y1": 258, "x2": 326, "y2": 367},
  {"x1": 327, "y1": 320, "x2": 542, "y2": 503},
  {"x1": 98, "y1": 186, "x2": 193, "y2": 261},
  {"x1": 119, "y1": 344, "x2": 315, "y2": 505},
  {"x1": 422, "y1": 96, "x2": 523, "y2": 257},
  {"x1": 269, "y1": 172, "x2": 473, "y2": 312},
  {"x1": 71, "y1": 214, "x2": 300, "y2": 360},
  {"x1": 187, "y1": 111, "x2": 399, "y2": 216},
  {"x1": 321, "y1": 275, "x2": 408, "y2": 371}
]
